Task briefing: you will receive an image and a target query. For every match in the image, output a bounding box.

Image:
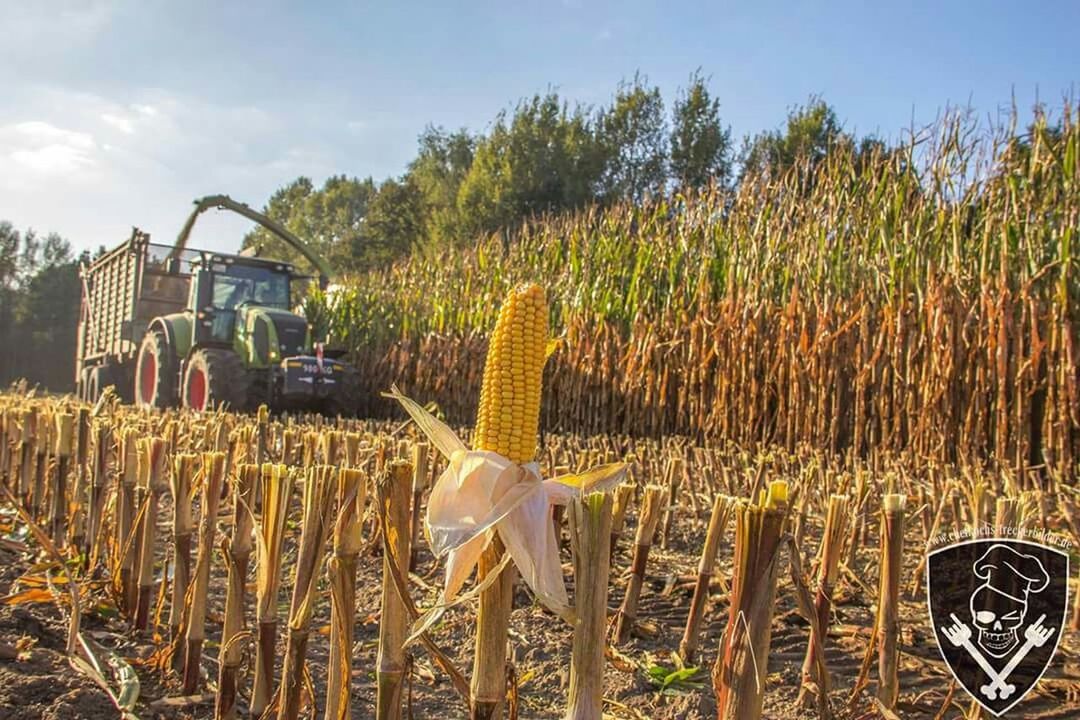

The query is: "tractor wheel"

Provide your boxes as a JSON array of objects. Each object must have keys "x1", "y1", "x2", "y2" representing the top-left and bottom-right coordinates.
[
  {"x1": 323, "y1": 367, "x2": 360, "y2": 418},
  {"x1": 136, "y1": 330, "x2": 176, "y2": 409},
  {"x1": 182, "y1": 349, "x2": 250, "y2": 412}
]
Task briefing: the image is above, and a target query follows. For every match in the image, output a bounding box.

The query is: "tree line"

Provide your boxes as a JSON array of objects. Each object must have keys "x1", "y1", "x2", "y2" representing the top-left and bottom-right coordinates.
[
  {"x1": 243, "y1": 73, "x2": 871, "y2": 275},
  {"x1": 0, "y1": 224, "x2": 82, "y2": 390}
]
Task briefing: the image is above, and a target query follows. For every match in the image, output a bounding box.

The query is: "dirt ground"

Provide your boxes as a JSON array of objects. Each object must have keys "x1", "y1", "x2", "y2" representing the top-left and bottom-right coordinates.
[{"x1": 1, "y1": 478, "x2": 1079, "y2": 720}]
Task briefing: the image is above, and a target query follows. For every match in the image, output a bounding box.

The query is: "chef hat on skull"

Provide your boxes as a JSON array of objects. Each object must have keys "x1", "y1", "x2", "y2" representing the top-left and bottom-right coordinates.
[{"x1": 973, "y1": 543, "x2": 1050, "y2": 600}]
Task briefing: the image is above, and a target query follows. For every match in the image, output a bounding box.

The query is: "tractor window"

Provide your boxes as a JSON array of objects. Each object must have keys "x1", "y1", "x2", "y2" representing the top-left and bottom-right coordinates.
[{"x1": 211, "y1": 266, "x2": 290, "y2": 310}]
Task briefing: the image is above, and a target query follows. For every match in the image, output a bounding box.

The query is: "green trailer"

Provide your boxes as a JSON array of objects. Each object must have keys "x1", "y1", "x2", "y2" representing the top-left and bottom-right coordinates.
[{"x1": 75, "y1": 195, "x2": 358, "y2": 415}]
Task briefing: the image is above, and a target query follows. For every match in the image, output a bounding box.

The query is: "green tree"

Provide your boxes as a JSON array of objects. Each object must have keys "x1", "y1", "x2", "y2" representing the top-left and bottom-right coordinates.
[
  {"x1": 406, "y1": 126, "x2": 476, "y2": 248},
  {"x1": 241, "y1": 176, "x2": 315, "y2": 264},
  {"x1": 295, "y1": 175, "x2": 378, "y2": 273},
  {"x1": 670, "y1": 71, "x2": 733, "y2": 190},
  {"x1": 0, "y1": 225, "x2": 79, "y2": 390},
  {"x1": 363, "y1": 177, "x2": 425, "y2": 261},
  {"x1": 20, "y1": 235, "x2": 79, "y2": 389},
  {"x1": 596, "y1": 74, "x2": 668, "y2": 203},
  {"x1": 242, "y1": 175, "x2": 391, "y2": 275},
  {"x1": 0, "y1": 223, "x2": 21, "y2": 376},
  {"x1": 456, "y1": 92, "x2": 602, "y2": 238},
  {"x1": 739, "y1": 96, "x2": 845, "y2": 181}
]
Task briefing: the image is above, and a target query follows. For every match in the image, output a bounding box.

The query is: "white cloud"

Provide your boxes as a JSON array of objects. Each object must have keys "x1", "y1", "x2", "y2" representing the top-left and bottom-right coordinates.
[
  {"x1": 1, "y1": 121, "x2": 96, "y2": 175},
  {"x1": 11, "y1": 144, "x2": 94, "y2": 174},
  {"x1": 0, "y1": 85, "x2": 346, "y2": 255},
  {"x1": 11, "y1": 121, "x2": 94, "y2": 148},
  {"x1": 101, "y1": 113, "x2": 135, "y2": 134}
]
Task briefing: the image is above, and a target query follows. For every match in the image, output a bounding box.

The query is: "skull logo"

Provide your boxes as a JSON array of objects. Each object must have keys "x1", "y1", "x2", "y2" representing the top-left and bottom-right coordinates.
[{"x1": 969, "y1": 544, "x2": 1050, "y2": 659}]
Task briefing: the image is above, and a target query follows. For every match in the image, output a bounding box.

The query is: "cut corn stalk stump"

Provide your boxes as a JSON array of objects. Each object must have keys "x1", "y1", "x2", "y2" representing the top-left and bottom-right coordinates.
[
  {"x1": 326, "y1": 467, "x2": 366, "y2": 720},
  {"x1": 613, "y1": 484, "x2": 665, "y2": 643},
  {"x1": 276, "y1": 465, "x2": 335, "y2": 720},
  {"x1": 376, "y1": 461, "x2": 413, "y2": 720},
  {"x1": 182, "y1": 452, "x2": 226, "y2": 695},
  {"x1": 215, "y1": 463, "x2": 255, "y2": 720}
]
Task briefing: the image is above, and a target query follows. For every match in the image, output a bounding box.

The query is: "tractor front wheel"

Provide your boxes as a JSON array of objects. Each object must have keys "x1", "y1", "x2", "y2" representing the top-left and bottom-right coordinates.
[
  {"x1": 182, "y1": 349, "x2": 250, "y2": 412},
  {"x1": 135, "y1": 331, "x2": 176, "y2": 409}
]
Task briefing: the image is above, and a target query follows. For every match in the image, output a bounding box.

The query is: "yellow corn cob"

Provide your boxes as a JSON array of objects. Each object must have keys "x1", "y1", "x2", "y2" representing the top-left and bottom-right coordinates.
[{"x1": 474, "y1": 283, "x2": 548, "y2": 464}]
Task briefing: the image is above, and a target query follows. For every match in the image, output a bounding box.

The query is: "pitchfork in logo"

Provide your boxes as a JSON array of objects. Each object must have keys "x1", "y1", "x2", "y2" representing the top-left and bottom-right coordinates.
[{"x1": 939, "y1": 612, "x2": 1056, "y2": 701}]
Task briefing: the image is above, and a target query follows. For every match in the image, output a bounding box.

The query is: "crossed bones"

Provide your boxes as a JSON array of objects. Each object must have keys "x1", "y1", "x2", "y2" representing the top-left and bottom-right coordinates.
[{"x1": 940, "y1": 612, "x2": 1056, "y2": 701}]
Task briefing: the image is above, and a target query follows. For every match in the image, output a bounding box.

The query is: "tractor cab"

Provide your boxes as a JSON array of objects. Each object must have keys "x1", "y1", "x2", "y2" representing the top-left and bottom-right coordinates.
[{"x1": 188, "y1": 253, "x2": 296, "y2": 352}]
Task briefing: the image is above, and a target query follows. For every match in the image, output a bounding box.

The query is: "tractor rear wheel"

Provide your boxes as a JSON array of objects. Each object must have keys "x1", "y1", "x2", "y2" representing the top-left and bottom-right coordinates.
[
  {"x1": 135, "y1": 330, "x2": 176, "y2": 409},
  {"x1": 182, "y1": 349, "x2": 250, "y2": 412}
]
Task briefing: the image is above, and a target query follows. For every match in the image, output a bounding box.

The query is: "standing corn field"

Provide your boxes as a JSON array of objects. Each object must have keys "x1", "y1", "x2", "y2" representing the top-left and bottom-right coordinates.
[{"x1": 310, "y1": 107, "x2": 1080, "y2": 485}]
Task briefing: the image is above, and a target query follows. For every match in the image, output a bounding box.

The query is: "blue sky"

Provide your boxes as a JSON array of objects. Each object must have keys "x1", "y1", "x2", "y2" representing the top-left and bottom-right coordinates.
[{"x1": 1, "y1": 1, "x2": 1076, "y2": 255}]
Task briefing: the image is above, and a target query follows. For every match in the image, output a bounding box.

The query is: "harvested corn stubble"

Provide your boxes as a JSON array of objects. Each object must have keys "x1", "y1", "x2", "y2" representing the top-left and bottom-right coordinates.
[
  {"x1": 376, "y1": 461, "x2": 412, "y2": 720},
  {"x1": 614, "y1": 484, "x2": 665, "y2": 643},
  {"x1": 877, "y1": 493, "x2": 906, "y2": 710},
  {"x1": 326, "y1": 467, "x2": 366, "y2": 720},
  {"x1": 713, "y1": 480, "x2": 789, "y2": 720},
  {"x1": 182, "y1": 451, "x2": 227, "y2": 694},
  {"x1": 252, "y1": 463, "x2": 293, "y2": 719},
  {"x1": 276, "y1": 465, "x2": 336, "y2": 720},
  {"x1": 215, "y1": 463, "x2": 256, "y2": 720},
  {"x1": 680, "y1": 493, "x2": 736, "y2": 663}
]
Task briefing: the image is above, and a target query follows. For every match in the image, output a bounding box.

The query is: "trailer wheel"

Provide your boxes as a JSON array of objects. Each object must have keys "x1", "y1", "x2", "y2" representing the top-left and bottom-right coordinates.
[
  {"x1": 183, "y1": 349, "x2": 250, "y2": 412},
  {"x1": 136, "y1": 330, "x2": 176, "y2": 409}
]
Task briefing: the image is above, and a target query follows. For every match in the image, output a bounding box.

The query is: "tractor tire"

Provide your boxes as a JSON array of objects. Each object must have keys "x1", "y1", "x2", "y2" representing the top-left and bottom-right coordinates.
[
  {"x1": 323, "y1": 367, "x2": 360, "y2": 418},
  {"x1": 136, "y1": 330, "x2": 177, "y2": 409},
  {"x1": 182, "y1": 349, "x2": 250, "y2": 412}
]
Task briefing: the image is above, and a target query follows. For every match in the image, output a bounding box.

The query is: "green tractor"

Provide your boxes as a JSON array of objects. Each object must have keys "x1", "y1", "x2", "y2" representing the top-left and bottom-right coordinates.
[{"x1": 76, "y1": 195, "x2": 358, "y2": 414}]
